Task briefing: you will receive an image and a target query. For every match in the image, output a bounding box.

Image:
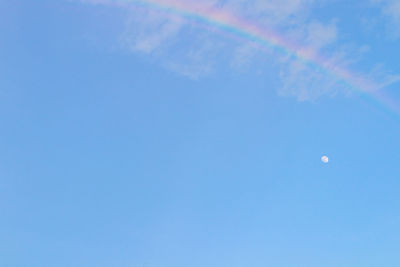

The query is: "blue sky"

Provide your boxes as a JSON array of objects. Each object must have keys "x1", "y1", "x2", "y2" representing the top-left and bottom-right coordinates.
[{"x1": 1, "y1": 0, "x2": 400, "y2": 266}]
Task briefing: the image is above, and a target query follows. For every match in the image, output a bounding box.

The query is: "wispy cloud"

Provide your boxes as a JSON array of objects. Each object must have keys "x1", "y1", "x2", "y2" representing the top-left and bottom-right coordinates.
[
  {"x1": 120, "y1": 8, "x2": 184, "y2": 54},
  {"x1": 372, "y1": 0, "x2": 400, "y2": 38},
  {"x1": 79, "y1": 0, "x2": 398, "y2": 100}
]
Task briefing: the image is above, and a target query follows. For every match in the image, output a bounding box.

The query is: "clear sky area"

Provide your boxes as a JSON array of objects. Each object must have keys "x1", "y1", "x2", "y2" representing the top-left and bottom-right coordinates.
[{"x1": 1, "y1": 0, "x2": 400, "y2": 266}]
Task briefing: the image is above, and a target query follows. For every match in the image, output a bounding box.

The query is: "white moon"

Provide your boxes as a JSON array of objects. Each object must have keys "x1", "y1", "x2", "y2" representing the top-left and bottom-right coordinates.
[{"x1": 321, "y1": 156, "x2": 329, "y2": 163}]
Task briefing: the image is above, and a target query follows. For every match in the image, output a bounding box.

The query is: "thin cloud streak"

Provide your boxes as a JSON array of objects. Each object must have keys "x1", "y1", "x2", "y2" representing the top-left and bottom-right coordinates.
[{"x1": 80, "y1": 0, "x2": 399, "y2": 102}]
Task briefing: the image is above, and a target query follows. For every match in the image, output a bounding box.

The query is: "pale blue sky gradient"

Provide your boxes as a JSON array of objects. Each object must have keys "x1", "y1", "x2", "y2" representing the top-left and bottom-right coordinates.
[{"x1": 1, "y1": 1, "x2": 400, "y2": 266}]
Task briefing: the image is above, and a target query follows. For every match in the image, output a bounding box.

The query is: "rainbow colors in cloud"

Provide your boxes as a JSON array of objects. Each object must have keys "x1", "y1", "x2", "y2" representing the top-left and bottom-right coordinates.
[{"x1": 84, "y1": 0, "x2": 400, "y2": 116}]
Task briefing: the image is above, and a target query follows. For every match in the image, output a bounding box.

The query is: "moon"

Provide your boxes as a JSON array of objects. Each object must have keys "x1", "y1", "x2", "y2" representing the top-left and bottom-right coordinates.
[{"x1": 321, "y1": 156, "x2": 329, "y2": 163}]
